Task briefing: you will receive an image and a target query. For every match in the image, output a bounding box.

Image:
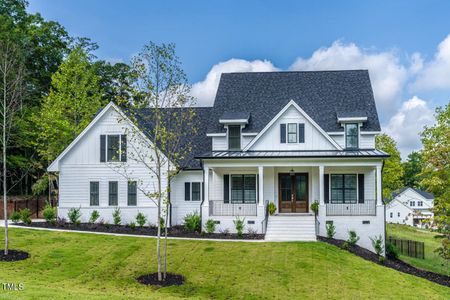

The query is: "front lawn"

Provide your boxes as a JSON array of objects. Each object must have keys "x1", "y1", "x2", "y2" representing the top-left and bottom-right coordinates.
[
  {"x1": 387, "y1": 223, "x2": 449, "y2": 276},
  {"x1": 0, "y1": 228, "x2": 448, "y2": 299}
]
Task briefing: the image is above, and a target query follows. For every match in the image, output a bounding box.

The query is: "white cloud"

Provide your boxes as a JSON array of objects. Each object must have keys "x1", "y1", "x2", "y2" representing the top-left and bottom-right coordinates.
[
  {"x1": 191, "y1": 58, "x2": 278, "y2": 106},
  {"x1": 383, "y1": 96, "x2": 434, "y2": 158},
  {"x1": 412, "y1": 34, "x2": 450, "y2": 90},
  {"x1": 289, "y1": 41, "x2": 408, "y2": 115}
]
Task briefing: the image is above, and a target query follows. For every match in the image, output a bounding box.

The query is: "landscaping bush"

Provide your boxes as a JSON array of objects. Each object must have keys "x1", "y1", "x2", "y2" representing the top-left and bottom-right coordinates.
[
  {"x1": 347, "y1": 230, "x2": 360, "y2": 246},
  {"x1": 370, "y1": 235, "x2": 384, "y2": 257},
  {"x1": 310, "y1": 201, "x2": 319, "y2": 215},
  {"x1": 183, "y1": 211, "x2": 201, "y2": 233},
  {"x1": 20, "y1": 208, "x2": 32, "y2": 225},
  {"x1": 57, "y1": 217, "x2": 67, "y2": 226},
  {"x1": 267, "y1": 202, "x2": 276, "y2": 215},
  {"x1": 205, "y1": 219, "x2": 216, "y2": 234},
  {"x1": 112, "y1": 208, "x2": 121, "y2": 225},
  {"x1": 129, "y1": 222, "x2": 136, "y2": 230},
  {"x1": 233, "y1": 217, "x2": 245, "y2": 237},
  {"x1": 342, "y1": 241, "x2": 349, "y2": 250},
  {"x1": 386, "y1": 242, "x2": 399, "y2": 259},
  {"x1": 67, "y1": 207, "x2": 81, "y2": 225},
  {"x1": 135, "y1": 212, "x2": 147, "y2": 228},
  {"x1": 326, "y1": 223, "x2": 336, "y2": 238},
  {"x1": 10, "y1": 211, "x2": 21, "y2": 224},
  {"x1": 89, "y1": 210, "x2": 100, "y2": 224},
  {"x1": 43, "y1": 203, "x2": 56, "y2": 224},
  {"x1": 159, "y1": 217, "x2": 165, "y2": 229}
]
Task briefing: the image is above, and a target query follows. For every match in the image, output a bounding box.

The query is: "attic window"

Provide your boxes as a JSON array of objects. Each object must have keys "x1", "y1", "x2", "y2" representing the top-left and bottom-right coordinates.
[
  {"x1": 345, "y1": 123, "x2": 358, "y2": 149},
  {"x1": 228, "y1": 125, "x2": 241, "y2": 150}
]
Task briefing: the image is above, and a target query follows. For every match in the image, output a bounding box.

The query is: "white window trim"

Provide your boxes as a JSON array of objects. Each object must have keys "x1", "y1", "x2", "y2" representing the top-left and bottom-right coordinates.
[
  {"x1": 185, "y1": 182, "x2": 202, "y2": 201},
  {"x1": 226, "y1": 125, "x2": 243, "y2": 150},
  {"x1": 343, "y1": 123, "x2": 361, "y2": 149},
  {"x1": 328, "y1": 173, "x2": 360, "y2": 204}
]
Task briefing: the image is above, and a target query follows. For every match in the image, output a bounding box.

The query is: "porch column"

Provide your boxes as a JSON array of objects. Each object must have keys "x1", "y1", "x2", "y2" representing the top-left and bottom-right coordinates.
[
  {"x1": 318, "y1": 165, "x2": 324, "y2": 205},
  {"x1": 258, "y1": 166, "x2": 264, "y2": 206},
  {"x1": 204, "y1": 166, "x2": 209, "y2": 206},
  {"x1": 376, "y1": 165, "x2": 382, "y2": 206}
]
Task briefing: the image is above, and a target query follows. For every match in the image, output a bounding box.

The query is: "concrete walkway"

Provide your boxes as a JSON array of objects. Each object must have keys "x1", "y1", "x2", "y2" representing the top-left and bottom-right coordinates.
[{"x1": 0, "y1": 220, "x2": 265, "y2": 243}]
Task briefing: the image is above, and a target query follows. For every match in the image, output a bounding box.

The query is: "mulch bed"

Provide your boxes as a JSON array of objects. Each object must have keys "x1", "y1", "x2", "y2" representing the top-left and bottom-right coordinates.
[
  {"x1": 0, "y1": 249, "x2": 29, "y2": 262},
  {"x1": 137, "y1": 272, "x2": 185, "y2": 287},
  {"x1": 15, "y1": 222, "x2": 264, "y2": 240},
  {"x1": 318, "y1": 236, "x2": 450, "y2": 287}
]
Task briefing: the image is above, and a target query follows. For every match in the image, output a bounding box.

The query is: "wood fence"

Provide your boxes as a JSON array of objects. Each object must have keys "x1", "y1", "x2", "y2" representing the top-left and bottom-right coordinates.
[{"x1": 387, "y1": 236, "x2": 425, "y2": 259}]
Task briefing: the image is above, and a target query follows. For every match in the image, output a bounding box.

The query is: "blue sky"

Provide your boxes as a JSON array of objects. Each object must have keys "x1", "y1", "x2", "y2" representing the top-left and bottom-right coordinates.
[{"x1": 28, "y1": 0, "x2": 450, "y2": 158}]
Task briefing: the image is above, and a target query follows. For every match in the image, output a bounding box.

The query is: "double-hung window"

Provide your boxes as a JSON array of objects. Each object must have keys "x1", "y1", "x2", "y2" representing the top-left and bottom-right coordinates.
[
  {"x1": 184, "y1": 182, "x2": 202, "y2": 201},
  {"x1": 410, "y1": 201, "x2": 415, "y2": 207},
  {"x1": 128, "y1": 181, "x2": 137, "y2": 206},
  {"x1": 230, "y1": 174, "x2": 256, "y2": 203},
  {"x1": 418, "y1": 201, "x2": 423, "y2": 207},
  {"x1": 330, "y1": 174, "x2": 357, "y2": 204},
  {"x1": 345, "y1": 123, "x2": 358, "y2": 149},
  {"x1": 109, "y1": 181, "x2": 118, "y2": 206},
  {"x1": 228, "y1": 125, "x2": 241, "y2": 150},
  {"x1": 287, "y1": 123, "x2": 297, "y2": 143},
  {"x1": 90, "y1": 182, "x2": 99, "y2": 206},
  {"x1": 100, "y1": 134, "x2": 127, "y2": 162}
]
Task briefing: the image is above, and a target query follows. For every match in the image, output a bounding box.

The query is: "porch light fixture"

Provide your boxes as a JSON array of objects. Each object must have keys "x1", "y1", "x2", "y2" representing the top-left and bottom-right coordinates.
[{"x1": 289, "y1": 169, "x2": 295, "y2": 176}]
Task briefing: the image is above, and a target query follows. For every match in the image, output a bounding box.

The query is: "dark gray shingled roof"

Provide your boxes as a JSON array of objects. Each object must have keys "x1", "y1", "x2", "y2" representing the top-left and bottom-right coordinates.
[
  {"x1": 219, "y1": 111, "x2": 250, "y2": 121},
  {"x1": 392, "y1": 187, "x2": 434, "y2": 200},
  {"x1": 207, "y1": 70, "x2": 381, "y2": 133}
]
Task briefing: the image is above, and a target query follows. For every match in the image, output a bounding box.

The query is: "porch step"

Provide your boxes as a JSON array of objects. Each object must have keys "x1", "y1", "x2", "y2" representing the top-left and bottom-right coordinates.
[{"x1": 265, "y1": 215, "x2": 316, "y2": 242}]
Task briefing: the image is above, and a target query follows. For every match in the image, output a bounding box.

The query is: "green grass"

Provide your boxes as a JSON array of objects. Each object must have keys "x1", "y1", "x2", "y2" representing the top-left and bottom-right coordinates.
[
  {"x1": 387, "y1": 223, "x2": 449, "y2": 276},
  {"x1": 0, "y1": 228, "x2": 448, "y2": 299}
]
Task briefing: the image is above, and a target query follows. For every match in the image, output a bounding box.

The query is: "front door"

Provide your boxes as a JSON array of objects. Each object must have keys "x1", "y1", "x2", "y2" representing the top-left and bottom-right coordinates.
[{"x1": 278, "y1": 173, "x2": 308, "y2": 213}]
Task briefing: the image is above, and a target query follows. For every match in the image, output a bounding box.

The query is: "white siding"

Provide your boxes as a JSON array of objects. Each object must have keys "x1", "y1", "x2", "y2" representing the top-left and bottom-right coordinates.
[
  {"x1": 170, "y1": 171, "x2": 203, "y2": 225},
  {"x1": 212, "y1": 136, "x2": 227, "y2": 151},
  {"x1": 329, "y1": 133, "x2": 376, "y2": 149}
]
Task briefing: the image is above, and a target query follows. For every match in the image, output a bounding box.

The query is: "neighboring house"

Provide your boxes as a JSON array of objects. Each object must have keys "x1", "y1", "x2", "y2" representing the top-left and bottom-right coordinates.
[
  {"x1": 386, "y1": 187, "x2": 434, "y2": 228},
  {"x1": 48, "y1": 70, "x2": 389, "y2": 252}
]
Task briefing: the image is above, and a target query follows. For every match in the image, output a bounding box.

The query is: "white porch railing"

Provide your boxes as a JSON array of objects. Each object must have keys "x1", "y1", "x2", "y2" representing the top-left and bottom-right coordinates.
[
  {"x1": 209, "y1": 200, "x2": 257, "y2": 216},
  {"x1": 326, "y1": 199, "x2": 376, "y2": 216}
]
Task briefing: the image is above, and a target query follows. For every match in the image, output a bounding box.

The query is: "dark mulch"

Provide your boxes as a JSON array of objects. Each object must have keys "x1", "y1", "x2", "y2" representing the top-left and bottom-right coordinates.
[
  {"x1": 318, "y1": 236, "x2": 450, "y2": 287},
  {"x1": 0, "y1": 249, "x2": 29, "y2": 262},
  {"x1": 16, "y1": 222, "x2": 264, "y2": 240},
  {"x1": 137, "y1": 272, "x2": 184, "y2": 287}
]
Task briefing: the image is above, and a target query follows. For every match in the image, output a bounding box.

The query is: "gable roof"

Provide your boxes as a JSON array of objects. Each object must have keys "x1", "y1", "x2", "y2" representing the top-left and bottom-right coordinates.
[
  {"x1": 207, "y1": 70, "x2": 381, "y2": 134},
  {"x1": 387, "y1": 187, "x2": 434, "y2": 202}
]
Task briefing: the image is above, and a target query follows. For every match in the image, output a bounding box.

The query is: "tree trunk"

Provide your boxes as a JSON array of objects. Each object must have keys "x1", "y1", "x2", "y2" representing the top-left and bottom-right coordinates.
[
  {"x1": 156, "y1": 165, "x2": 162, "y2": 282},
  {"x1": 163, "y1": 199, "x2": 169, "y2": 279},
  {"x1": 3, "y1": 81, "x2": 8, "y2": 255}
]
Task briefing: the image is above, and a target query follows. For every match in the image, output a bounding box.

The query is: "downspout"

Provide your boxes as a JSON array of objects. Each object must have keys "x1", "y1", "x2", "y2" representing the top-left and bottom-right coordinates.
[
  {"x1": 382, "y1": 160, "x2": 387, "y2": 255},
  {"x1": 199, "y1": 160, "x2": 205, "y2": 229}
]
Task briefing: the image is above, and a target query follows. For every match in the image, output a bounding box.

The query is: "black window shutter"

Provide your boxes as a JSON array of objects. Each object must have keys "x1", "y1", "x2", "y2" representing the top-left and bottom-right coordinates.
[
  {"x1": 224, "y1": 174, "x2": 229, "y2": 203},
  {"x1": 184, "y1": 182, "x2": 190, "y2": 201},
  {"x1": 358, "y1": 174, "x2": 365, "y2": 203},
  {"x1": 100, "y1": 135, "x2": 106, "y2": 162},
  {"x1": 324, "y1": 174, "x2": 329, "y2": 204},
  {"x1": 280, "y1": 124, "x2": 286, "y2": 143},
  {"x1": 299, "y1": 123, "x2": 305, "y2": 143},
  {"x1": 121, "y1": 135, "x2": 127, "y2": 162}
]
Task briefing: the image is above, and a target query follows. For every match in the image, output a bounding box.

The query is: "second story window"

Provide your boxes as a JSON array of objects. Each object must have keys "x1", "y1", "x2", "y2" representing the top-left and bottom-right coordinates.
[
  {"x1": 418, "y1": 201, "x2": 423, "y2": 207},
  {"x1": 345, "y1": 123, "x2": 358, "y2": 149},
  {"x1": 100, "y1": 134, "x2": 127, "y2": 162},
  {"x1": 228, "y1": 125, "x2": 241, "y2": 150},
  {"x1": 287, "y1": 123, "x2": 297, "y2": 143},
  {"x1": 410, "y1": 201, "x2": 415, "y2": 206}
]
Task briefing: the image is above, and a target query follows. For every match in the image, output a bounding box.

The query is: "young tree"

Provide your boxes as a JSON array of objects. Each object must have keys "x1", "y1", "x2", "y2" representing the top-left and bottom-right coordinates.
[
  {"x1": 402, "y1": 151, "x2": 424, "y2": 188},
  {"x1": 0, "y1": 40, "x2": 25, "y2": 255},
  {"x1": 375, "y1": 133, "x2": 404, "y2": 200},
  {"x1": 420, "y1": 103, "x2": 450, "y2": 261},
  {"x1": 110, "y1": 42, "x2": 195, "y2": 282}
]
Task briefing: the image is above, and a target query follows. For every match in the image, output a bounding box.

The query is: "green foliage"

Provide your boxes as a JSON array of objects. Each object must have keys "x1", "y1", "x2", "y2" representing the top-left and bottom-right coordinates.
[
  {"x1": 375, "y1": 134, "x2": 404, "y2": 199},
  {"x1": 233, "y1": 217, "x2": 245, "y2": 237},
  {"x1": 267, "y1": 202, "x2": 276, "y2": 215},
  {"x1": 129, "y1": 222, "x2": 136, "y2": 230},
  {"x1": 370, "y1": 235, "x2": 384, "y2": 256},
  {"x1": 342, "y1": 241, "x2": 349, "y2": 250},
  {"x1": 347, "y1": 230, "x2": 360, "y2": 246},
  {"x1": 401, "y1": 151, "x2": 424, "y2": 188},
  {"x1": 159, "y1": 217, "x2": 165, "y2": 229},
  {"x1": 326, "y1": 223, "x2": 336, "y2": 239},
  {"x1": 89, "y1": 210, "x2": 100, "y2": 224},
  {"x1": 10, "y1": 211, "x2": 21, "y2": 224},
  {"x1": 386, "y1": 243, "x2": 399, "y2": 259},
  {"x1": 310, "y1": 201, "x2": 319, "y2": 215},
  {"x1": 183, "y1": 211, "x2": 201, "y2": 233},
  {"x1": 19, "y1": 208, "x2": 31, "y2": 225},
  {"x1": 42, "y1": 203, "x2": 56, "y2": 224},
  {"x1": 205, "y1": 219, "x2": 216, "y2": 234},
  {"x1": 112, "y1": 208, "x2": 121, "y2": 225},
  {"x1": 135, "y1": 212, "x2": 147, "y2": 228},
  {"x1": 434, "y1": 238, "x2": 450, "y2": 262},
  {"x1": 378, "y1": 256, "x2": 385, "y2": 264},
  {"x1": 67, "y1": 207, "x2": 81, "y2": 225}
]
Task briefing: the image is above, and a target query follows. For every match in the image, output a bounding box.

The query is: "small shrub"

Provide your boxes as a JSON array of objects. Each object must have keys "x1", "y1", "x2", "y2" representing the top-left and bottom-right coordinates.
[
  {"x1": 342, "y1": 241, "x2": 349, "y2": 250},
  {"x1": 310, "y1": 201, "x2": 319, "y2": 215},
  {"x1": 67, "y1": 207, "x2": 81, "y2": 225},
  {"x1": 135, "y1": 212, "x2": 147, "y2": 228},
  {"x1": 378, "y1": 256, "x2": 385, "y2": 264},
  {"x1": 370, "y1": 235, "x2": 384, "y2": 257},
  {"x1": 20, "y1": 208, "x2": 32, "y2": 225},
  {"x1": 205, "y1": 219, "x2": 216, "y2": 234},
  {"x1": 386, "y1": 242, "x2": 399, "y2": 259},
  {"x1": 57, "y1": 217, "x2": 67, "y2": 226},
  {"x1": 183, "y1": 211, "x2": 201, "y2": 233},
  {"x1": 43, "y1": 203, "x2": 56, "y2": 224},
  {"x1": 347, "y1": 230, "x2": 360, "y2": 246},
  {"x1": 233, "y1": 217, "x2": 245, "y2": 237},
  {"x1": 129, "y1": 222, "x2": 136, "y2": 230},
  {"x1": 112, "y1": 208, "x2": 121, "y2": 225},
  {"x1": 326, "y1": 223, "x2": 336, "y2": 238},
  {"x1": 89, "y1": 210, "x2": 100, "y2": 224},
  {"x1": 267, "y1": 202, "x2": 276, "y2": 215},
  {"x1": 434, "y1": 237, "x2": 450, "y2": 262},
  {"x1": 10, "y1": 211, "x2": 21, "y2": 224},
  {"x1": 159, "y1": 217, "x2": 165, "y2": 229}
]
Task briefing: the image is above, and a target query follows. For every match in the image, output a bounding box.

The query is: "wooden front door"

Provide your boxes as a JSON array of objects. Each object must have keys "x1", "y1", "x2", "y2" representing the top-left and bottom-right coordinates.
[{"x1": 278, "y1": 173, "x2": 309, "y2": 213}]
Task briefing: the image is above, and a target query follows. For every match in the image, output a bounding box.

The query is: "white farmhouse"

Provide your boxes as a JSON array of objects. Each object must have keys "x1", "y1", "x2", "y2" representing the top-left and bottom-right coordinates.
[
  {"x1": 386, "y1": 187, "x2": 434, "y2": 228},
  {"x1": 48, "y1": 70, "x2": 389, "y2": 252}
]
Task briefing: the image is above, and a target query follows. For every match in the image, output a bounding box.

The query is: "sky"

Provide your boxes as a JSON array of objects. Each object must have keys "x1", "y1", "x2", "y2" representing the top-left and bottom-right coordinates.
[{"x1": 28, "y1": 0, "x2": 450, "y2": 159}]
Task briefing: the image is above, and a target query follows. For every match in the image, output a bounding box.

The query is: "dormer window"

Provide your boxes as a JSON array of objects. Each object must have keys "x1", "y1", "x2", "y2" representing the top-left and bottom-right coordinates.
[
  {"x1": 228, "y1": 125, "x2": 241, "y2": 150},
  {"x1": 287, "y1": 123, "x2": 297, "y2": 143},
  {"x1": 345, "y1": 123, "x2": 358, "y2": 149}
]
